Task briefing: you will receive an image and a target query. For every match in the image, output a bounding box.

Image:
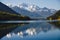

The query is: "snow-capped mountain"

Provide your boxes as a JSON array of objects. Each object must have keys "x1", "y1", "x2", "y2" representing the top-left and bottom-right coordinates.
[
  {"x1": 27, "y1": 5, "x2": 41, "y2": 12},
  {"x1": 18, "y1": 3, "x2": 28, "y2": 9},
  {"x1": 8, "y1": 3, "x2": 56, "y2": 18},
  {"x1": 11, "y1": 6, "x2": 42, "y2": 18},
  {"x1": 17, "y1": 3, "x2": 56, "y2": 13},
  {"x1": 17, "y1": 3, "x2": 41, "y2": 12},
  {"x1": 38, "y1": 7, "x2": 56, "y2": 17}
]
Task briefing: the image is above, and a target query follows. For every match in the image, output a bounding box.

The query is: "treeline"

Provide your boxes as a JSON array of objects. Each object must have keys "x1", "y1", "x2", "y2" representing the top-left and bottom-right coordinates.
[
  {"x1": 47, "y1": 10, "x2": 60, "y2": 20},
  {"x1": 0, "y1": 11, "x2": 30, "y2": 21},
  {"x1": 47, "y1": 10, "x2": 60, "y2": 28}
]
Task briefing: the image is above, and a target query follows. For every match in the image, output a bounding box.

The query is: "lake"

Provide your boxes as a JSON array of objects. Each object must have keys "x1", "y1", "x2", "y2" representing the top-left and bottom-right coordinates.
[{"x1": 0, "y1": 20, "x2": 60, "y2": 40}]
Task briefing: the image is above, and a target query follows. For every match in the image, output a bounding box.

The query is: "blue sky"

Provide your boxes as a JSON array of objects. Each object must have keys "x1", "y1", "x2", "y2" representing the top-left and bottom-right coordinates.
[{"x1": 0, "y1": 0, "x2": 60, "y2": 10}]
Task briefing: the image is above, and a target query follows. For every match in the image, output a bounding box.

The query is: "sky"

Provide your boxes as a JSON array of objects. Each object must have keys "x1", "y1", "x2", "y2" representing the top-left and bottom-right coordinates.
[{"x1": 0, "y1": 0, "x2": 60, "y2": 10}]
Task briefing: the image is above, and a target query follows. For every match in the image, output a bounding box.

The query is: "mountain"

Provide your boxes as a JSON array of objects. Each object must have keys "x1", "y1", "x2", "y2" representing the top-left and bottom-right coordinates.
[
  {"x1": 26, "y1": 5, "x2": 41, "y2": 12},
  {"x1": 47, "y1": 10, "x2": 60, "y2": 27},
  {"x1": 0, "y1": 2, "x2": 19, "y2": 15},
  {"x1": 11, "y1": 6, "x2": 42, "y2": 18},
  {"x1": 38, "y1": 7, "x2": 56, "y2": 17},
  {"x1": 0, "y1": 2, "x2": 30, "y2": 20},
  {"x1": 9, "y1": 3, "x2": 56, "y2": 18},
  {"x1": 47, "y1": 10, "x2": 60, "y2": 20},
  {"x1": 18, "y1": 3, "x2": 28, "y2": 9},
  {"x1": 16, "y1": 3, "x2": 40, "y2": 12}
]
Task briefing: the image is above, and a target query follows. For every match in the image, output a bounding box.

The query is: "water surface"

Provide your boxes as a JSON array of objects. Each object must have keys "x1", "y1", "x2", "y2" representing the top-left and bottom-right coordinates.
[{"x1": 0, "y1": 20, "x2": 60, "y2": 40}]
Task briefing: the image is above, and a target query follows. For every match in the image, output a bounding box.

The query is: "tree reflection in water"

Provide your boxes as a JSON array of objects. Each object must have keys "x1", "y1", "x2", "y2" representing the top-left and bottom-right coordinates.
[
  {"x1": 3, "y1": 22, "x2": 56, "y2": 38},
  {"x1": 0, "y1": 22, "x2": 60, "y2": 40},
  {"x1": 49, "y1": 21, "x2": 60, "y2": 28},
  {"x1": 0, "y1": 23, "x2": 28, "y2": 39}
]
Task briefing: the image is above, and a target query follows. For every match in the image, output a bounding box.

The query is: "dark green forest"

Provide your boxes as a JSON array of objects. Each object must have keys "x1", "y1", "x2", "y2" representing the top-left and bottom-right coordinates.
[
  {"x1": 0, "y1": 11, "x2": 30, "y2": 21},
  {"x1": 47, "y1": 10, "x2": 60, "y2": 28}
]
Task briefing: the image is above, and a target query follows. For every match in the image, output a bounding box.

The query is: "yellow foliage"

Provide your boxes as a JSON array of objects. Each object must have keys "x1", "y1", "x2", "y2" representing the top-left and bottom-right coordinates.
[
  {"x1": 57, "y1": 16, "x2": 60, "y2": 20},
  {"x1": 57, "y1": 18, "x2": 60, "y2": 20},
  {"x1": 49, "y1": 18, "x2": 52, "y2": 20}
]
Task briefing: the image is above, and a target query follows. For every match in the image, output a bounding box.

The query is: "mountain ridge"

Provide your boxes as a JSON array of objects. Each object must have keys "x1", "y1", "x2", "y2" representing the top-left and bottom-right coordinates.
[
  {"x1": 0, "y1": 2, "x2": 20, "y2": 15},
  {"x1": 0, "y1": 2, "x2": 30, "y2": 20},
  {"x1": 10, "y1": 5, "x2": 56, "y2": 18}
]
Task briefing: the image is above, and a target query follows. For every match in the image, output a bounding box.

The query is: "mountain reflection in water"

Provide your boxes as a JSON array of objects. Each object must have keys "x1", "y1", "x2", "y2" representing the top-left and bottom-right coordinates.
[
  {"x1": 0, "y1": 23, "x2": 28, "y2": 39},
  {"x1": 0, "y1": 21, "x2": 60, "y2": 40}
]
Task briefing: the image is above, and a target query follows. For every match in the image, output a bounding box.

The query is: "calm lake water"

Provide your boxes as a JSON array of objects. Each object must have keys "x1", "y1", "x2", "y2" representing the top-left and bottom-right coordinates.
[{"x1": 0, "y1": 20, "x2": 60, "y2": 40}]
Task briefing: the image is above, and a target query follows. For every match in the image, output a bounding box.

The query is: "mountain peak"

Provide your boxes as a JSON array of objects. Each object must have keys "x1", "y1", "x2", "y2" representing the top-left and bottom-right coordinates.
[
  {"x1": 0, "y1": 2, "x2": 4, "y2": 5},
  {"x1": 43, "y1": 7, "x2": 48, "y2": 9},
  {"x1": 0, "y1": 2, "x2": 19, "y2": 15},
  {"x1": 0, "y1": 2, "x2": 2, "y2": 3},
  {"x1": 18, "y1": 3, "x2": 28, "y2": 8}
]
